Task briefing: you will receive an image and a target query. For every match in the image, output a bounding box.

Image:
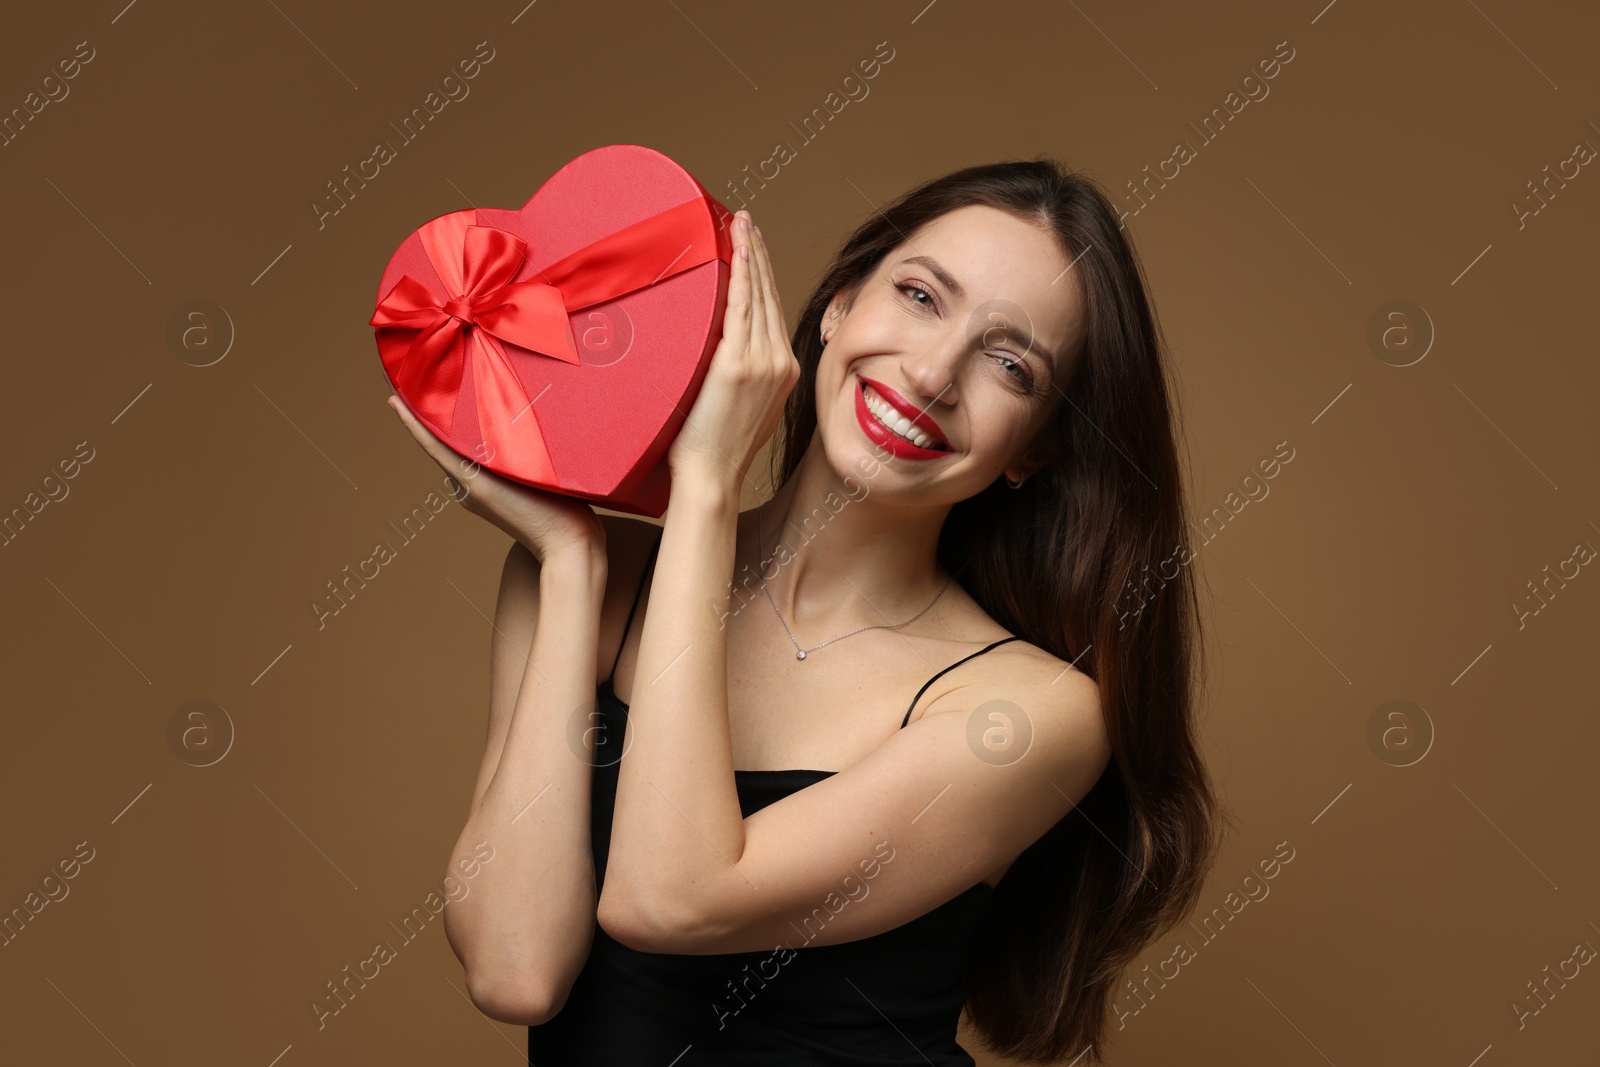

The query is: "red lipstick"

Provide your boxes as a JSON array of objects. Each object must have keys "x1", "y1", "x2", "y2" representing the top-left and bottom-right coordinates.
[{"x1": 854, "y1": 376, "x2": 951, "y2": 460}]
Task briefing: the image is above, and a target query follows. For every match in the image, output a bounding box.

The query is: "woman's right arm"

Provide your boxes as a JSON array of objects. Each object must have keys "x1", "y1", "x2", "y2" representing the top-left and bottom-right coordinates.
[{"x1": 442, "y1": 537, "x2": 608, "y2": 1026}]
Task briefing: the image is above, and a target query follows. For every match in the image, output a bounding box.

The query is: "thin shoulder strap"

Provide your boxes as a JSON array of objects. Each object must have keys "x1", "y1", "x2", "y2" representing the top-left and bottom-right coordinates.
[
  {"x1": 607, "y1": 528, "x2": 664, "y2": 685},
  {"x1": 900, "y1": 635, "x2": 1023, "y2": 729}
]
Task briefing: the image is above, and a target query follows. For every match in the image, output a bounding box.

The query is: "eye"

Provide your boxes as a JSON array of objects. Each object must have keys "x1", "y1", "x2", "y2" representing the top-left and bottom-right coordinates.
[
  {"x1": 993, "y1": 353, "x2": 1034, "y2": 389},
  {"x1": 896, "y1": 280, "x2": 936, "y2": 309}
]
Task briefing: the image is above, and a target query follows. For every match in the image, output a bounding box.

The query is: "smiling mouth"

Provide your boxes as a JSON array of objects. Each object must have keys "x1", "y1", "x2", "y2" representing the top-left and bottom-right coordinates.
[{"x1": 860, "y1": 382, "x2": 949, "y2": 451}]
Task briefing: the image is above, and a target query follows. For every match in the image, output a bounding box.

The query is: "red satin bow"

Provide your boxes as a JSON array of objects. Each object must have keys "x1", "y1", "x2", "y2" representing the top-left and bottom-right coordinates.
[{"x1": 371, "y1": 196, "x2": 732, "y2": 483}]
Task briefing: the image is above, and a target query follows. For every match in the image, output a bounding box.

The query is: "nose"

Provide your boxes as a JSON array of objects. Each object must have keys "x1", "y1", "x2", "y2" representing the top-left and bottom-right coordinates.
[{"x1": 898, "y1": 327, "x2": 965, "y2": 408}]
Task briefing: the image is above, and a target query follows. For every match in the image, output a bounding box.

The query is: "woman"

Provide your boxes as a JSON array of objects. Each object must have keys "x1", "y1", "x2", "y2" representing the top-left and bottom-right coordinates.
[{"x1": 391, "y1": 158, "x2": 1224, "y2": 1064}]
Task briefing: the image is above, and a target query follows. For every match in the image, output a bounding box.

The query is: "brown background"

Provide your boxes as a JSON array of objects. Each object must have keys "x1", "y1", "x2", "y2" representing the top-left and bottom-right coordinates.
[{"x1": 3, "y1": 0, "x2": 1597, "y2": 1063}]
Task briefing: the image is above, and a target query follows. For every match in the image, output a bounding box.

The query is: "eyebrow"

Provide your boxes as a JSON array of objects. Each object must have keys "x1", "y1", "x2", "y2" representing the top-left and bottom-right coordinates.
[{"x1": 897, "y1": 255, "x2": 1060, "y2": 378}]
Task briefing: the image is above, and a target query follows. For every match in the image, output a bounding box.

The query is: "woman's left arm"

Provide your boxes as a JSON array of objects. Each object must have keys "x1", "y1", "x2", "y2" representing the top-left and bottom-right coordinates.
[
  {"x1": 602, "y1": 537, "x2": 1110, "y2": 958},
  {"x1": 600, "y1": 477, "x2": 747, "y2": 939},
  {"x1": 598, "y1": 207, "x2": 791, "y2": 941}
]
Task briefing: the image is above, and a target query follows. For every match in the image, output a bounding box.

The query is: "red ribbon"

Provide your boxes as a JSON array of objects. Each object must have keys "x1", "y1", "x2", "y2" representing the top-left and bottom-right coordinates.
[{"x1": 371, "y1": 195, "x2": 732, "y2": 482}]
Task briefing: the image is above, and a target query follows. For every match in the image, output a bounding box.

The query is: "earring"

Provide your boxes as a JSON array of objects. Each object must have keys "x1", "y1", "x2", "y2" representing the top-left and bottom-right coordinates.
[
  {"x1": 822, "y1": 307, "x2": 840, "y2": 343},
  {"x1": 1005, "y1": 474, "x2": 1024, "y2": 489}
]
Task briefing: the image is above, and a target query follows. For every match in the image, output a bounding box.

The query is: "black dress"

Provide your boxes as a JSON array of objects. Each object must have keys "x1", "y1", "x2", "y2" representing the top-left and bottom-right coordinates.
[{"x1": 527, "y1": 532, "x2": 1021, "y2": 1065}]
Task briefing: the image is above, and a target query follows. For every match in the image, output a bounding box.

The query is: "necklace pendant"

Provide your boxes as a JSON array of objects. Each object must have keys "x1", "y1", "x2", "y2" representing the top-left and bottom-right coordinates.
[{"x1": 796, "y1": 649, "x2": 807, "y2": 660}]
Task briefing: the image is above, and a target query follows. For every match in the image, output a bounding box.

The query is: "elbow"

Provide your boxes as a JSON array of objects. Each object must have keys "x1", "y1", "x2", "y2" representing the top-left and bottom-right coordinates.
[
  {"x1": 596, "y1": 880, "x2": 700, "y2": 954},
  {"x1": 464, "y1": 967, "x2": 567, "y2": 1027},
  {"x1": 444, "y1": 901, "x2": 571, "y2": 1025}
]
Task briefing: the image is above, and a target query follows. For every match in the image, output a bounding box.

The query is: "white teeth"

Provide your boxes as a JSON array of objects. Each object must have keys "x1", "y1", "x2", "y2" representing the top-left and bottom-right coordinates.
[{"x1": 864, "y1": 387, "x2": 942, "y2": 450}]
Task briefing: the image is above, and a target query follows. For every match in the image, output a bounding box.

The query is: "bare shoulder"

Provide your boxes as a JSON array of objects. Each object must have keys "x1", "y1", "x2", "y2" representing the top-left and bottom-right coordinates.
[
  {"x1": 986, "y1": 637, "x2": 1098, "y2": 699},
  {"x1": 931, "y1": 634, "x2": 1109, "y2": 769}
]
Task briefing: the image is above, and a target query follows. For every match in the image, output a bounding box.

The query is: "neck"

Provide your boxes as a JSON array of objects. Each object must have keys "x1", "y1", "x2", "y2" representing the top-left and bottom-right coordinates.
[{"x1": 737, "y1": 436, "x2": 955, "y2": 634}]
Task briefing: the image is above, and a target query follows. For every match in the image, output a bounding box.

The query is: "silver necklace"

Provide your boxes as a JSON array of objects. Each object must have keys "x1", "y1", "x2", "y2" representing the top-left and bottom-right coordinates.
[{"x1": 755, "y1": 500, "x2": 951, "y2": 660}]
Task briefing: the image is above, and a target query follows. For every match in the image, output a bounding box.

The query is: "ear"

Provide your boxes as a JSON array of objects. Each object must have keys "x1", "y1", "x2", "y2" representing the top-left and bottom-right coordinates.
[
  {"x1": 824, "y1": 284, "x2": 860, "y2": 325},
  {"x1": 1008, "y1": 436, "x2": 1053, "y2": 484}
]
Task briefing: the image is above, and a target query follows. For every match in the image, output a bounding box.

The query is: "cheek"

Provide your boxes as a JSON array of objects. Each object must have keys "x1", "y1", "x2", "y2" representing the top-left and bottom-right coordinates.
[
  {"x1": 839, "y1": 298, "x2": 911, "y2": 347},
  {"x1": 966, "y1": 401, "x2": 1011, "y2": 440},
  {"x1": 974, "y1": 408, "x2": 1041, "y2": 462},
  {"x1": 817, "y1": 351, "x2": 851, "y2": 405},
  {"x1": 813, "y1": 358, "x2": 856, "y2": 434}
]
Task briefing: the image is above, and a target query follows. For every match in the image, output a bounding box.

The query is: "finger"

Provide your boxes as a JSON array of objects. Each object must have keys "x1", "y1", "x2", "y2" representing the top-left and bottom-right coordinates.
[
  {"x1": 744, "y1": 224, "x2": 786, "y2": 378},
  {"x1": 749, "y1": 224, "x2": 789, "y2": 354},
  {"x1": 740, "y1": 216, "x2": 769, "y2": 360},
  {"x1": 721, "y1": 214, "x2": 754, "y2": 356},
  {"x1": 389, "y1": 395, "x2": 440, "y2": 450},
  {"x1": 752, "y1": 232, "x2": 785, "y2": 374},
  {"x1": 389, "y1": 395, "x2": 463, "y2": 473}
]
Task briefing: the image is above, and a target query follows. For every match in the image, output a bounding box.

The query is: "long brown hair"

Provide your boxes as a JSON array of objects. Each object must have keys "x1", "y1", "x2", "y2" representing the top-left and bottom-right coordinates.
[{"x1": 771, "y1": 157, "x2": 1228, "y2": 1063}]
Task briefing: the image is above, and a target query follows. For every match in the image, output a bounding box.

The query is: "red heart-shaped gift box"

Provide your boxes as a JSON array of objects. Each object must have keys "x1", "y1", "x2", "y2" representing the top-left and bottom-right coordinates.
[{"x1": 371, "y1": 144, "x2": 734, "y2": 518}]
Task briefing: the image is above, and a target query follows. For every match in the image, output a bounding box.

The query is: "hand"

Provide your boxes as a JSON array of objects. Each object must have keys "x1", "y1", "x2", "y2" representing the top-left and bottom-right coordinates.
[
  {"x1": 666, "y1": 210, "x2": 800, "y2": 497},
  {"x1": 385, "y1": 394, "x2": 605, "y2": 565}
]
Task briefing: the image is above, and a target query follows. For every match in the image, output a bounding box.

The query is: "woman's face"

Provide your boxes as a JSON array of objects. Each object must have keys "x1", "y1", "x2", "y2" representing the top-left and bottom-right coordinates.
[{"x1": 816, "y1": 204, "x2": 1086, "y2": 504}]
